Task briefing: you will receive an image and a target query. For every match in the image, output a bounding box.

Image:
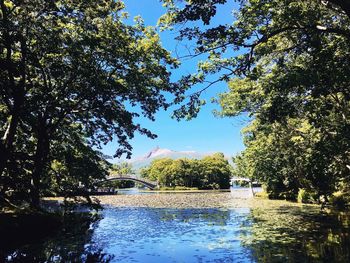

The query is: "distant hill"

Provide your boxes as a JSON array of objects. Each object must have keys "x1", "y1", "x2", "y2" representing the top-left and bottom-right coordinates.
[{"x1": 129, "y1": 146, "x2": 213, "y2": 172}]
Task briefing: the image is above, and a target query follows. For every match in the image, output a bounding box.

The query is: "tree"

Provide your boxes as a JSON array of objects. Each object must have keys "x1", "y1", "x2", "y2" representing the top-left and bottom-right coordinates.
[
  {"x1": 111, "y1": 162, "x2": 135, "y2": 176},
  {"x1": 142, "y1": 158, "x2": 174, "y2": 186},
  {"x1": 44, "y1": 129, "x2": 110, "y2": 198},
  {"x1": 141, "y1": 154, "x2": 231, "y2": 189},
  {"x1": 200, "y1": 153, "x2": 231, "y2": 189},
  {"x1": 0, "y1": 0, "x2": 182, "y2": 207},
  {"x1": 161, "y1": 0, "x2": 350, "y2": 201}
]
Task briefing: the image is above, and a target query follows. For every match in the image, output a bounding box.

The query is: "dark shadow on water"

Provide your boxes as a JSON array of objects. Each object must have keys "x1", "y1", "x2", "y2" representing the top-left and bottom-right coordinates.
[{"x1": 0, "y1": 212, "x2": 114, "y2": 262}]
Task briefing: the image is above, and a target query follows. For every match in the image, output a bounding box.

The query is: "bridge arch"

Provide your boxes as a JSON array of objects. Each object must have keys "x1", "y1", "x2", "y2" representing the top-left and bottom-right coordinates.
[{"x1": 101, "y1": 175, "x2": 157, "y2": 190}]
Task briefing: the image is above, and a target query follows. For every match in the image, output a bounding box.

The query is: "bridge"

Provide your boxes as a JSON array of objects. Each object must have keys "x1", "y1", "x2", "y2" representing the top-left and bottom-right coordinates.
[
  {"x1": 230, "y1": 177, "x2": 260, "y2": 197},
  {"x1": 102, "y1": 174, "x2": 158, "y2": 190},
  {"x1": 230, "y1": 177, "x2": 260, "y2": 185}
]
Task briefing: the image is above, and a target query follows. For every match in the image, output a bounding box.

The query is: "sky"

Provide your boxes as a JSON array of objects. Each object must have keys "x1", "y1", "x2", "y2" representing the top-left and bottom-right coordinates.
[{"x1": 103, "y1": 0, "x2": 249, "y2": 161}]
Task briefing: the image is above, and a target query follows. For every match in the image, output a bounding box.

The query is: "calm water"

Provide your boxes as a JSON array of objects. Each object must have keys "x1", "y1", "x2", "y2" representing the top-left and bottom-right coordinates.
[
  {"x1": 2, "y1": 189, "x2": 350, "y2": 262},
  {"x1": 90, "y1": 207, "x2": 253, "y2": 262}
]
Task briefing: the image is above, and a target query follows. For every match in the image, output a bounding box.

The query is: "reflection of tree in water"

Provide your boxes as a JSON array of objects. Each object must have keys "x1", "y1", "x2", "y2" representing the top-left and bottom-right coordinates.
[
  {"x1": 3, "y1": 205, "x2": 349, "y2": 262},
  {"x1": 0, "y1": 213, "x2": 113, "y2": 262},
  {"x1": 158, "y1": 208, "x2": 232, "y2": 225},
  {"x1": 242, "y1": 206, "x2": 350, "y2": 262},
  {"x1": 92, "y1": 207, "x2": 237, "y2": 254}
]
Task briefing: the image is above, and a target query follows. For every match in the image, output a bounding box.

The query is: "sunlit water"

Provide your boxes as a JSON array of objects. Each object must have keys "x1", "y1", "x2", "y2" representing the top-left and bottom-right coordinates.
[
  {"x1": 89, "y1": 207, "x2": 253, "y2": 262},
  {"x1": 2, "y1": 188, "x2": 350, "y2": 262}
]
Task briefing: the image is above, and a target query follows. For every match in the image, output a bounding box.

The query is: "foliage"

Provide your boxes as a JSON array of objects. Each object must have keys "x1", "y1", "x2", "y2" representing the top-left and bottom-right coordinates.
[
  {"x1": 329, "y1": 191, "x2": 350, "y2": 208},
  {"x1": 111, "y1": 162, "x2": 135, "y2": 176},
  {"x1": 0, "y1": 0, "x2": 182, "y2": 208},
  {"x1": 242, "y1": 204, "x2": 350, "y2": 262},
  {"x1": 297, "y1": 189, "x2": 317, "y2": 204},
  {"x1": 43, "y1": 131, "x2": 110, "y2": 198},
  {"x1": 101, "y1": 180, "x2": 135, "y2": 189},
  {"x1": 102, "y1": 163, "x2": 136, "y2": 188},
  {"x1": 161, "y1": 0, "x2": 350, "y2": 202},
  {"x1": 141, "y1": 153, "x2": 231, "y2": 189}
]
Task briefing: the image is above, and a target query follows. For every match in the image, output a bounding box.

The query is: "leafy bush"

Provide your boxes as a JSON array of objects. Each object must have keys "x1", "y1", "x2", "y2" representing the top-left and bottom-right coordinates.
[{"x1": 297, "y1": 189, "x2": 316, "y2": 204}]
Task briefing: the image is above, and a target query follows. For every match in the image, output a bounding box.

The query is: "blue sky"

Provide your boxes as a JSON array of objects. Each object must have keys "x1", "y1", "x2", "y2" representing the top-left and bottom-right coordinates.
[{"x1": 103, "y1": 0, "x2": 248, "y2": 160}]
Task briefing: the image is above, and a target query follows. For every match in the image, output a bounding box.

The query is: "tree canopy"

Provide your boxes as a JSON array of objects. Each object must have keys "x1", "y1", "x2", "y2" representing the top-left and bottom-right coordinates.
[
  {"x1": 161, "y1": 0, "x2": 350, "y2": 202},
  {"x1": 0, "y1": 0, "x2": 182, "y2": 208},
  {"x1": 141, "y1": 153, "x2": 232, "y2": 189}
]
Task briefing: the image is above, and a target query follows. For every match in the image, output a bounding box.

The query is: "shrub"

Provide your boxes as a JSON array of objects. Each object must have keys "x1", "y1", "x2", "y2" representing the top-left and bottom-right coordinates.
[{"x1": 297, "y1": 188, "x2": 316, "y2": 204}]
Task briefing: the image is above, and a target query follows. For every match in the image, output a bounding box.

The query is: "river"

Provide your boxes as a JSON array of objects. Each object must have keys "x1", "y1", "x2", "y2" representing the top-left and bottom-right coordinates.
[{"x1": 1, "y1": 188, "x2": 350, "y2": 262}]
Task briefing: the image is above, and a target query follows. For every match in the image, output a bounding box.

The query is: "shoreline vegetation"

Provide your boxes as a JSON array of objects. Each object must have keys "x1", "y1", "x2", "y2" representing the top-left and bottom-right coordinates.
[{"x1": 139, "y1": 153, "x2": 232, "y2": 190}]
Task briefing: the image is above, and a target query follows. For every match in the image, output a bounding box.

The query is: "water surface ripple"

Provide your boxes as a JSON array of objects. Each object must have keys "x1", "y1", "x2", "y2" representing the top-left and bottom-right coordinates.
[{"x1": 2, "y1": 190, "x2": 350, "y2": 262}]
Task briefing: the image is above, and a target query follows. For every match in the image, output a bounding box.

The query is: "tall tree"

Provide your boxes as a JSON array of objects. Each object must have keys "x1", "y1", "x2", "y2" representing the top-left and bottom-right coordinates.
[
  {"x1": 161, "y1": 0, "x2": 350, "y2": 200},
  {"x1": 0, "y1": 0, "x2": 182, "y2": 207}
]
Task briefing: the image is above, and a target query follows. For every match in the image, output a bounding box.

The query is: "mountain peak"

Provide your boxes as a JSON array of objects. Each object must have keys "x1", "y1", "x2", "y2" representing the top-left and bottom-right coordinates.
[
  {"x1": 129, "y1": 147, "x2": 225, "y2": 174},
  {"x1": 144, "y1": 146, "x2": 173, "y2": 159}
]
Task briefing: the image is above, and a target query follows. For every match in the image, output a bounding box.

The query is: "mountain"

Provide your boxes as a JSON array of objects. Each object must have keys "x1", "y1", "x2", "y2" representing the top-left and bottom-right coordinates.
[{"x1": 129, "y1": 146, "x2": 211, "y2": 172}]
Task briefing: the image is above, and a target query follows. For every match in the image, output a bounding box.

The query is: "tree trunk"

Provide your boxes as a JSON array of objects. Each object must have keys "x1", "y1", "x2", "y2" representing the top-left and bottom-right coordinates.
[
  {"x1": 30, "y1": 122, "x2": 50, "y2": 209},
  {"x1": 0, "y1": 2, "x2": 27, "y2": 177},
  {"x1": 0, "y1": 143, "x2": 9, "y2": 178},
  {"x1": 0, "y1": 109, "x2": 21, "y2": 175}
]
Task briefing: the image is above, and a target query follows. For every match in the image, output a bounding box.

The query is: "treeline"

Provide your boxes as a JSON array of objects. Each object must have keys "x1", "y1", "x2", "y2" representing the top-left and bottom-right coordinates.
[
  {"x1": 161, "y1": 0, "x2": 350, "y2": 205},
  {"x1": 140, "y1": 153, "x2": 231, "y2": 189}
]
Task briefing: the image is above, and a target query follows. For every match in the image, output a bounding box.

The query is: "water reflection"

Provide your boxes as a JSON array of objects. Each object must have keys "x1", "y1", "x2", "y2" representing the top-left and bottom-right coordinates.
[
  {"x1": 0, "y1": 213, "x2": 113, "y2": 262},
  {"x1": 91, "y1": 207, "x2": 253, "y2": 262},
  {"x1": 89, "y1": 206, "x2": 350, "y2": 262},
  {"x1": 244, "y1": 206, "x2": 350, "y2": 262},
  {"x1": 1, "y1": 200, "x2": 350, "y2": 262}
]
